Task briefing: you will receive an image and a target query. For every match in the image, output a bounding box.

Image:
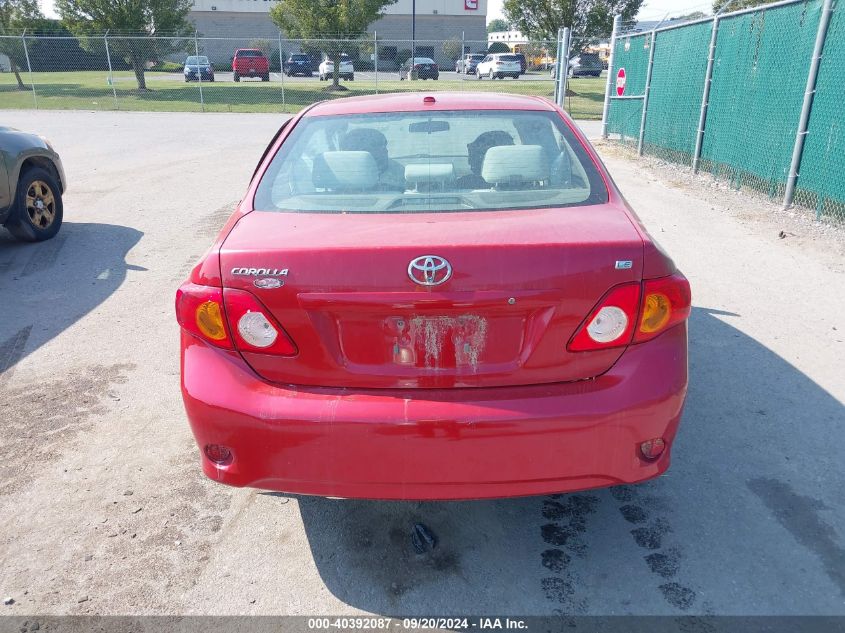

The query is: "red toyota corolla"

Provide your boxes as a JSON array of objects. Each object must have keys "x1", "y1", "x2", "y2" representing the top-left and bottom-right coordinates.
[{"x1": 176, "y1": 92, "x2": 690, "y2": 500}]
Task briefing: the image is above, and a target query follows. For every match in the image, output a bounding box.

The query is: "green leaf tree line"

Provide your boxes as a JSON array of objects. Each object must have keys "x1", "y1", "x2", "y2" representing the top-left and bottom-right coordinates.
[
  {"x1": 0, "y1": 0, "x2": 41, "y2": 90},
  {"x1": 56, "y1": 0, "x2": 194, "y2": 91},
  {"x1": 487, "y1": 18, "x2": 509, "y2": 33},
  {"x1": 503, "y1": 0, "x2": 644, "y2": 41}
]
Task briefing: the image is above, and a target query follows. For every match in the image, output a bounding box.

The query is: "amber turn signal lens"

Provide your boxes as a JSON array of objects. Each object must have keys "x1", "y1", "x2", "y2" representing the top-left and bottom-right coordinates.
[
  {"x1": 195, "y1": 300, "x2": 227, "y2": 341},
  {"x1": 639, "y1": 292, "x2": 672, "y2": 333}
]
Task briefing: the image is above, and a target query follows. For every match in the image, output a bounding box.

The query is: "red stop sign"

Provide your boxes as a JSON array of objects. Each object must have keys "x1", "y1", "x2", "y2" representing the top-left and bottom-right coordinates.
[{"x1": 616, "y1": 68, "x2": 627, "y2": 96}]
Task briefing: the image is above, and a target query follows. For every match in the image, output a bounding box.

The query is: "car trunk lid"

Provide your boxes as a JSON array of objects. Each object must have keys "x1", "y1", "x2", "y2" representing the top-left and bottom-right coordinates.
[{"x1": 220, "y1": 206, "x2": 643, "y2": 389}]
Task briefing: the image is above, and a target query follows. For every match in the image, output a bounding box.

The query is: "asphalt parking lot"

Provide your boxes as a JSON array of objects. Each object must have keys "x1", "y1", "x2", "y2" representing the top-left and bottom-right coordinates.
[{"x1": 0, "y1": 110, "x2": 843, "y2": 616}]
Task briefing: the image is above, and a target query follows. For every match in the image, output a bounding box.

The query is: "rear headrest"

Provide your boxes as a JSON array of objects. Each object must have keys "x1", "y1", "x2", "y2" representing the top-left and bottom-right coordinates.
[
  {"x1": 312, "y1": 151, "x2": 378, "y2": 190},
  {"x1": 405, "y1": 163, "x2": 454, "y2": 184},
  {"x1": 481, "y1": 145, "x2": 549, "y2": 185}
]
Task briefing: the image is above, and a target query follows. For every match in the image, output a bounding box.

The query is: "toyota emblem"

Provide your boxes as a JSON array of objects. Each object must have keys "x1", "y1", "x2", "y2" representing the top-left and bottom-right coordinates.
[{"x1": 408, "y1": 255, "x2": 452, "y2": 286}]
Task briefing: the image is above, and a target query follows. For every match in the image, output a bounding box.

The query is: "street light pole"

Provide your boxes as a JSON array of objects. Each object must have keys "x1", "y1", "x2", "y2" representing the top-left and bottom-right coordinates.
[{"x1": 411, "y1": 0, "x2": 416, "y2": 64}]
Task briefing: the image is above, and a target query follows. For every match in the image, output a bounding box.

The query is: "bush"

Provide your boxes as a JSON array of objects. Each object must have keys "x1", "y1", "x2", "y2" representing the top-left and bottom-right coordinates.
[
  {"x1": 149, "y1": 61, "x2": 182, "y2": 73},
  {"x1": 487, "y1": 41, "x2": 511, "y2": 54}
]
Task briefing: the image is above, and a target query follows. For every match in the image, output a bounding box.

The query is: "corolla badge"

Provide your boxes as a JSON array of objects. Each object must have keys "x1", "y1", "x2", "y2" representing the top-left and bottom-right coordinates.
[
  {"x1": 408, "y1": 255, "x2": 452, "y2": 286},
  {"x1": 231, "y1": 267, "x2": 289, "y2": 277},
  {"x1": 231, "y1": 267, "x2": 288, "y2": 289}
]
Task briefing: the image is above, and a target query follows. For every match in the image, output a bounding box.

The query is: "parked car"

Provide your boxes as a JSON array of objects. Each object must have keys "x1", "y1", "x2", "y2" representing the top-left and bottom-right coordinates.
[
  {"x1": 0, "y1": 127, "x2": 66, "y2": 242},
  {"x1": 183, "y1": 55, "x2": 214, "y2": 82},
  {"x1": 285, "y1": 53, "x2": 313, "y2": 77},
  {"x1": 232, "y1": 49, "x2": 269, "y2": 82},
  {"x1": 476, "y1": 53, "x2": 522, "y2": 79},
  {"x1": 455, "y1": 53, "x2": 485, "y2": 74},
  {"x1": 550, "y1": 52, "x2": 603, "y2": 78},
  {"x1": 176, "y1": 92, "x2": 691, "y2": 500},
  {"x1": 399, "y1": 57, "x2": 439, "y2": 80},
  {"x1": 513, "y1": 52, "x2": 527, "y2": 74},
  {"x1": 319, "y1": 54, "x2": 354, "y2": 81}
]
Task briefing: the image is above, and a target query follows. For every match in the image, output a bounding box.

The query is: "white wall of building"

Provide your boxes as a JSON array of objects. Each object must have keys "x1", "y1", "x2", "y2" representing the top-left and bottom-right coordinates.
[{"x1": 191, "y1": 0, "x2": 487, "y2": 16}]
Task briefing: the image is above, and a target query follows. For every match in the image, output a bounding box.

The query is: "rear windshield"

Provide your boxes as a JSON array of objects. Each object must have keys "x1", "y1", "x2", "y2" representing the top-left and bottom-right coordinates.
[
  {"x1": 470, "y1": 54, "x2": 485, "y2": 60},
  {"x1": 185, "y1": 56, "x2": 208, "y2": 65},
  {"x1": 253, "y1": 110, "x2": 607, "y2": 214},
  {"x1": 291, "y1": 54, "x2": 309, "y2": 60},
  {"x1": 238, "y1": 50, "x2": 263, "y2": 57},
  {"x1": 578, "y1": 53, "x2": 600, "y2": 61},
  {"x1": 498, "y1": 55, "x2": 520, "y2": 62}
]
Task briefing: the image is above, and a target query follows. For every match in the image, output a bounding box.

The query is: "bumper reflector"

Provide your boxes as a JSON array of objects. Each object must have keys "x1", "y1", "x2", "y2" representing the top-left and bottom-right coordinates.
[
  {"x1": 204, "y1": 444, "x2": 233, "y2": 465},
  {"x1": 640, "y1": 438, "x2": 666, "y2": 460}
]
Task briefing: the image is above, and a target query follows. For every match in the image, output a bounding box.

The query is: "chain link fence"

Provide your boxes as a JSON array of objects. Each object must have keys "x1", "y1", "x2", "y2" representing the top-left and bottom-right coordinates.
[
  {"x1": 0, "y1": 33, "x2": 610, "y2": 120},
  {"x1": 602, "y1": 0, "x2": 845, "y2": 224}
]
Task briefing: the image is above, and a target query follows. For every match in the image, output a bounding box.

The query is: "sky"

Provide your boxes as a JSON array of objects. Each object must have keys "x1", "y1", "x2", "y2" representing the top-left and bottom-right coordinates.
[
  {"x1": 486, "y1": 0, "x2": 715, "y2": 22},
  {"x1": 40, "y1": 0, "x2": 715, "y2": 24}
]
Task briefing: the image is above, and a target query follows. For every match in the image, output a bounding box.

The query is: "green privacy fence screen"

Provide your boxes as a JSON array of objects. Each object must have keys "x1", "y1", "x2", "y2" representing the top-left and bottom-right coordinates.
[
  {"x1": 642, "y1": 21, "x2": 712, "y2": 165},
  {"x1": 603, "y1": 0, "x2": 844, "y2": 222},
  {"x1": 606, "y1": 33, "x2": 650, "y2": 143},
  {"x1": 793, "y1": 4, "x2": 845, "y2": 217}
]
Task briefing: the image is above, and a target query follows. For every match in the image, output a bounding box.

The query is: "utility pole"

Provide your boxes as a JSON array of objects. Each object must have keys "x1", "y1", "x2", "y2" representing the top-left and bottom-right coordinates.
[{"x1": 411, "y1": 0, "x2": 416, "y2": 63}]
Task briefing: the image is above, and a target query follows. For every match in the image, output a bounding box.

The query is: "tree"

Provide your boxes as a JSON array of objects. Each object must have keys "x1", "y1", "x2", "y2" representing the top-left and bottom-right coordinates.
[
  {"x1": 670, "y1": 11, "x2": 707, "y2": 21},
  {"x1": 487, "y1": 18, "x2": 509, "y2": 33},
  {"x1": 442, "y1": 37, "x2": 462, "y2": 62},
  {"x1": 503, "y1": 0, "x2": 643, "y2": 41},
  {"x1": 270, "y1": 0, "x2": 397, "y2": 89},
  {"x1": 0, "y1": 0, "x2": 42, "y2": 90},
  {"x1": 56, "y1": 0, "x2": 193, "y2": 91},
  {"x1": 713, "y1": 0, "x2": 775, "y2": 12}
]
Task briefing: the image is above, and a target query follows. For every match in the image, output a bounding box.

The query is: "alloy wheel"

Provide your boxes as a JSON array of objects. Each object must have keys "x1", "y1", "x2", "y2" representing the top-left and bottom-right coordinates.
[{"x1": 25, "y1": 180, "x2": 56, "y2": 229}]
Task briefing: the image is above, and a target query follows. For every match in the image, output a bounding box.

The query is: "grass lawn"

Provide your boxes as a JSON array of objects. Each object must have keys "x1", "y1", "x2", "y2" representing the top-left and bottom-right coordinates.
[{"x1": 0, "y1": 70, "x2": 606, "y2": 119}]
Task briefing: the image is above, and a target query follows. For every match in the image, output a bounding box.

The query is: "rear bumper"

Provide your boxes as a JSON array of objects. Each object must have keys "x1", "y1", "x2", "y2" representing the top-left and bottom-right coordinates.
[{"x1": 181, "y1": 325, "x2": 688, "y2": 500}]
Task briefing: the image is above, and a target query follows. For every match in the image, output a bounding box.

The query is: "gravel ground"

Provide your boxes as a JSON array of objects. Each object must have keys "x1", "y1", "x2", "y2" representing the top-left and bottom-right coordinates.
[{"x1": 0, "y1": 110, "x2": 843, "y2": 617}]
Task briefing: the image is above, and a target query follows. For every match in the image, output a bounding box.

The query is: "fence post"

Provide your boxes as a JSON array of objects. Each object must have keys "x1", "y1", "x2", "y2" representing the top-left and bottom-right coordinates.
[
  {"x1": 193, "y1": 32, "x2": 204, "y2": 112},
  {"x1": 461, "y1": 31, "x2": 465, "y2": 84},
  {"x1": 556, "y1": 27, "x2": 571, "y2": 109},
  {"x1": 693, "y1": 17, "x2": 720, "y2": 173},
  {"x1": 636, "y1": 29, "x2": 657, "y2": 156},
  {"x1": 21, "y1": 29, "x2": 36, "y2": 110},
  {"x1": 104, "y1": 30, "x2": 119, "y2": 110},
  {"x1": 278, "y1": 31, "x2": 286, "y2": 109},
  {"x1": 374, "y1": 31, "x2": 378, "y2": 94},
  {"x1": 554, "y1": 28, "x2": 564, "y2": 103},
  {"x1": 783, "y1": 0, "x2": 834, "y2": 209},
  {"x1": 601, "y1": 14, "x2": 622, "y2": 138}
]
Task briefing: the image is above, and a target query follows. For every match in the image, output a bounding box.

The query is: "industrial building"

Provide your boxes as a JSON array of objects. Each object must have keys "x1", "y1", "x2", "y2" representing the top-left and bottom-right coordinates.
[{"x1": 188, "y1": 0, "x2": 488, "y2": 68}]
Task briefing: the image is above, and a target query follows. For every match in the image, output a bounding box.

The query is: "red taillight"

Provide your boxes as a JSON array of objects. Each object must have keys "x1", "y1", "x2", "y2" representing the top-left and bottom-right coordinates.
[
  {"x1": 567, "y1": 272, "x2": 691, "y2": 352},
  {"x1": 567, "y1": 283, "x2": 641, "y2": 352},
  {"x1": 223, "y1": 288, "x2": 298, "y2": 356},
  {"x1": 176, "y1": 283, "x2": 234, "y2": 349},
  {"x1": 634, "y1": 273, "x2": 691, "y2": 343},
  {"x1": 176, "y1": 283, "x2": 297, "y2": 356}
]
